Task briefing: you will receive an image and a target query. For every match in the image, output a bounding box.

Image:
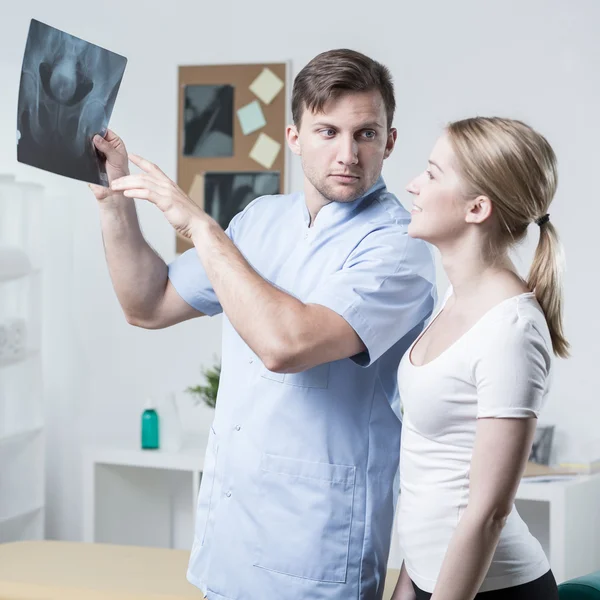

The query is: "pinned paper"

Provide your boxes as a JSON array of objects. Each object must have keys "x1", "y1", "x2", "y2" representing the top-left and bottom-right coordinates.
[
  {"x1": 236, "y1": 100, "x2": 266, "y2": 135},
  {"x1": 249, "y1": 133, "x2": 281, "y2": 169},
  {"x1": 187, "y1": 173, "x2": 205, "y2": 208},
  {"x1": 249, "y1": 68, "x2": 284, "y2": 105}
]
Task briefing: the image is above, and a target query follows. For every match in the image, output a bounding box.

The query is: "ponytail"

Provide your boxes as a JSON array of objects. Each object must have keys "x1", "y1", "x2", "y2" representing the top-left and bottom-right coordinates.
[{"x1": 527, "y1": 220, "x2": 570, "y2": 358}]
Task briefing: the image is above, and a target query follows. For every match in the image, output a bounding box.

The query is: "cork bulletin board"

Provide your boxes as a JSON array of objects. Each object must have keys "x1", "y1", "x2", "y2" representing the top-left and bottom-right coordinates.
[{"x1": 176, "y1": 62, "x2": 288, "y2": 253}]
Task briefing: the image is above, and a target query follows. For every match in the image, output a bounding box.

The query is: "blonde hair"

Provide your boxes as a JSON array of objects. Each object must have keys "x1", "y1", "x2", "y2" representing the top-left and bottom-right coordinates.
[{"x1": 446, "y1": 117, "x2": 569, "y2": 358}]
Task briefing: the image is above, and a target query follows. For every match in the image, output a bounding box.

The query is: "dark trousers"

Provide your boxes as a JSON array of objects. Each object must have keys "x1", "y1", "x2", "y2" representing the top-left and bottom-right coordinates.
[{"x1": 412, "y1": 569, "x2": 559, "y2": 600}]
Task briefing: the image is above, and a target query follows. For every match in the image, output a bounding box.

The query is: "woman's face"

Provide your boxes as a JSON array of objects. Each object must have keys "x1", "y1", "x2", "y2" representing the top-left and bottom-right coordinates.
[{"x1": 406, "y1": 133, "x2": 473, "y2": 245}]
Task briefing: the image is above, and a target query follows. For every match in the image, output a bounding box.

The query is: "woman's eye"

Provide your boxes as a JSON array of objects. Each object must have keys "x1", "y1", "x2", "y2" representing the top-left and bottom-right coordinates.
[{"x1": 426, "y1": 170, "x2": 434, "y2": 180}]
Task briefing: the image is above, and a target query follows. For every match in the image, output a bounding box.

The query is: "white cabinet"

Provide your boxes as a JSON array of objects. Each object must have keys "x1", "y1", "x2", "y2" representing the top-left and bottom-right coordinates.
[
  {"x1": 513, "y1": 474, "x2": 600, "y2": 584},
  {"x1": 0, "y1": 175, "x2": 45, "y2": 542},
  {"x1": 82, "y1": 440, "x2": 208, "y2": 550}
]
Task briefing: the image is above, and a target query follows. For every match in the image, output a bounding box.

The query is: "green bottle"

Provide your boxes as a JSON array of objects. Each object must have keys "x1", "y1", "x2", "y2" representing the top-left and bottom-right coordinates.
[{"x1": 141, "y1": 398, "x2": 159, "y2": 450}]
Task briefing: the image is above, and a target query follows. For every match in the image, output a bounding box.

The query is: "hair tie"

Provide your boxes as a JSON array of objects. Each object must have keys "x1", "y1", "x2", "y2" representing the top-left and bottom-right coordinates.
[{"x1": 535, "y1": 213, "x2": 550, "y2": 227}]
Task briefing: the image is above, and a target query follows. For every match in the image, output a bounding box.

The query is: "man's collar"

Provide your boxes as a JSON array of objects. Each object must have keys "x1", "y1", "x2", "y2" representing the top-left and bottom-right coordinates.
[{"x1": 301, "y1": 176, "x2": 387, "y2": 228}]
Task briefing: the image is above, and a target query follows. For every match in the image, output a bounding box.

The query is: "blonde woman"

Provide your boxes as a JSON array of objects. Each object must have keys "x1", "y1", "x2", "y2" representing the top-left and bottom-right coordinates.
[{"x1": 392, "y1": 117, "x2": 567, "y2": 600}]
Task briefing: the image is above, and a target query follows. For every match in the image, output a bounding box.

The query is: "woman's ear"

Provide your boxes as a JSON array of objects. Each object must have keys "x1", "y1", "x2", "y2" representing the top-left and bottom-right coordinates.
[{"x1": 465, "y1": 195, "x2": 493, "y2": 224}]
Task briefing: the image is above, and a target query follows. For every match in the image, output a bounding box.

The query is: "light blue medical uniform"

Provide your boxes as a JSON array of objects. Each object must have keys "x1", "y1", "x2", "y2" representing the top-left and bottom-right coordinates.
[{"x1": 168, "y1": 178, "x2": 436, "y2": 600}]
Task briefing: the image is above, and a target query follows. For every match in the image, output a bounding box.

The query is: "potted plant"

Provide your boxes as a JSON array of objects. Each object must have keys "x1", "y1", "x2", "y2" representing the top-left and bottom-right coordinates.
[{"x1": 186, "y1": 359, "x2": 221, "y2": 409}]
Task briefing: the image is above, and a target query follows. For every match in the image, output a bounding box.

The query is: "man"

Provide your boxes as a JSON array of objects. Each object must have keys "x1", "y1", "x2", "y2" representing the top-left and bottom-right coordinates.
[{"x1": 90, "y1": 49, "x2": 436, "y2": 600}]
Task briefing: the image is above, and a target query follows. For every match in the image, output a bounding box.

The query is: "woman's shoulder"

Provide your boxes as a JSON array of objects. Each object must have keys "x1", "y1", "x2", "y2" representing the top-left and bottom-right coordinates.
[{"x1": 475, "y1": 293, "x2": 553, "y2": 362}]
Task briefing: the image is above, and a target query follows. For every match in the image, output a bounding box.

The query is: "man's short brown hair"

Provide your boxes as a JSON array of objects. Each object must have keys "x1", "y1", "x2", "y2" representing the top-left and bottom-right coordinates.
[{"x1": 291, "y1": 49, "x2": 395, "y2": 130}]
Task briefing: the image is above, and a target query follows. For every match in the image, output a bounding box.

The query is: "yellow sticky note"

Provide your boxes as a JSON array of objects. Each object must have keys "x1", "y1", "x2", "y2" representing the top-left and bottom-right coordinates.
[
  {"x1": 187, "y1": 173, "x2": 205, "y2": 208},
  {"x1": 249, "y1": 68, "x2": 284, "y2": 105},
  {"x1": 249, "y1": 133, "x2": 281, "y2": 169}
]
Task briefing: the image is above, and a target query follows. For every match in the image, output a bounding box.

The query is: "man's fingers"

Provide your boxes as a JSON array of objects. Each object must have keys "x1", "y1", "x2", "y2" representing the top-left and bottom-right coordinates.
[
  {"x1": 104, "y1": 129, "x2": 120, "y2": 143},
  {"x1": 111, "y1": 174, "x2": 167, "y2": 193},
  {"x1": 93, "y1": 131, "x2": 126, "y2": 155},
  {"x1": 122, "y1": 188, "x2": 161, "y2": 206},
  {"x1": 128, "y1": 153, "x2": 170, "y2": 181},
  {"x1": 93, "y1": 134, "x2": 109, "y2": 151}
]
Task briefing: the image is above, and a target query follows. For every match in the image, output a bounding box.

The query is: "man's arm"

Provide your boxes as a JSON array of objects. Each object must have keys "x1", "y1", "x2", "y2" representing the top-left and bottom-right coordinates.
[
  {"x1": 191, "y1": 216, "x2": 365, "y2": 372},
  {"x1": 90, "y1": 132, "x2": 203, "y2": 328},
  {"x1": 111, "y1": 154, "x2": 434, "y2": 372}
]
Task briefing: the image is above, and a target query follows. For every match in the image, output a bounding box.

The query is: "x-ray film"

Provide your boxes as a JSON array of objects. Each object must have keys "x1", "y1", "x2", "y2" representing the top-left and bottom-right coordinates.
[{"x1": 17, "y1": 19, "x2": 127, "y2": 186}]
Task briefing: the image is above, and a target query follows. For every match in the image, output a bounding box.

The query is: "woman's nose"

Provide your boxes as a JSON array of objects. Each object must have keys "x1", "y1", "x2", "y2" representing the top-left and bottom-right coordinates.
[{"x1": 406, "y1": 178, "x2": 419, "y2": 195}]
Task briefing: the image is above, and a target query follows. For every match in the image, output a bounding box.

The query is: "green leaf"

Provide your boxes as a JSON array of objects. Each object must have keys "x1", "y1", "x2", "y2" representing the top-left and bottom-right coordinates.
[{"x1": 186, "y1": 361, "x2": 221, "y2": 409}]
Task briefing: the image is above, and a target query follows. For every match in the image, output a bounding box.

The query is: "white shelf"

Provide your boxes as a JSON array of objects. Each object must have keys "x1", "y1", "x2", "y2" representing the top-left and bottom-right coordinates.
[
  {"x1": 0, "y1": 351, "x2": 43, "y2": 440},
  {"x1": 516, "y1": 475, "x2": 595, "y2": 501},
  {"x1": 0, "y1": 505, "x2": 45, "y2": 526},
  {"x1": 0, "y1": 506, "x2": 44, "y2": 543},
  {"x1": 0, "y1": 430, "x2": 44, "y2": 522},
  {"x1": 0, "y1": 426, "x2": 43, "y2": 447},
  {"x1": 0, "y1": 177, "x2": 45, "y2": 543},
  {"x1": 513, "y1": 473, "x2": 600, "y2": 583},
  {"x1": 0, "y1": 348, "x2": 40, "y2": 370},
  {"x1": 85, "y1": 438, "x2": 208, "y2": 473},
  {"x1": 0, "y1": 266, "x2": 40, "y2": 284},
  {"x1": 0, "y1": 246, "x2": 35, "y2": 283},
  {"x1": 83, "y1": 436, "x2": 211, "y2": 549}
]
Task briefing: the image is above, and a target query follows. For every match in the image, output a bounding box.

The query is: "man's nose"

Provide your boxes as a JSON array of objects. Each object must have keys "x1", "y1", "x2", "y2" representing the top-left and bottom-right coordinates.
[{"x1": 336, "y1": 136, "x2": 359, "y2": 166}]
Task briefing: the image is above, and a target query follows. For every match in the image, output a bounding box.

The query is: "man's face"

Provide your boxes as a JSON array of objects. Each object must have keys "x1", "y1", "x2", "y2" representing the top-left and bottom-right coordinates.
[{"x1": 287, "y1": 90, "x2": 396, "y2": 204}]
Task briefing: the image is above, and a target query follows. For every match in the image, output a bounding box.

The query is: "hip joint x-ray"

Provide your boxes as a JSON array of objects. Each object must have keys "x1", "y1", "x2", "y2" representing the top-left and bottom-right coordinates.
[{"x1": 17, "y1": 19, "x2": 127, "y2": 186}]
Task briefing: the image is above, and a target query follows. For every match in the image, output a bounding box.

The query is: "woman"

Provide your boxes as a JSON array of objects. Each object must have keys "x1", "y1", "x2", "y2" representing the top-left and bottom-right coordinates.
[{"x1": 391, "y1": 117, "x2": 568, "y2": 600}]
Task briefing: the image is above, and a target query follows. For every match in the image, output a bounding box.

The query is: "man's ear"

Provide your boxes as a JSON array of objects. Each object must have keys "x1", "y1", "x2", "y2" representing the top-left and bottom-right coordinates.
[
  {"x1": 286, "y1": 124, "x2": 302, "y2": 156},
  {"x1": 383, "y1": 128, "x2": 397, "y2": 159}
]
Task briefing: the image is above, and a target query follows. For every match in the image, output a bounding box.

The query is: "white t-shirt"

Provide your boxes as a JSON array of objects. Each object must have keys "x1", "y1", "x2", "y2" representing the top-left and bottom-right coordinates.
[{"x1": 397, "y1": 289, "x2": 552, "y2": 593}]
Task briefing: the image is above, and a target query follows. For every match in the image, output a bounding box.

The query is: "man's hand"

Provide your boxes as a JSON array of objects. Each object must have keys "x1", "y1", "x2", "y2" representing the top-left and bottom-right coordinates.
[
  {"x1": 89, "y1": 130, "x2": 130, "y2": 202},
  {"x1": 110, "y1": 154, "x2": 208, "y2": 240}
]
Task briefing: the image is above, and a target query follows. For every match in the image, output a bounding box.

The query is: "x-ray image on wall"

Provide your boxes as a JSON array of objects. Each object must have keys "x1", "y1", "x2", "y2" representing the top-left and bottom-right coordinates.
[
  {"x1": 204, "y1": 171, "x2": 280, "y2": 230},
  {"x1": 183, "y1": 85, "x2": 234, "y2": 158},
  {"x1": 17, "y1": 19, "x2": 127, "y2": 186}
]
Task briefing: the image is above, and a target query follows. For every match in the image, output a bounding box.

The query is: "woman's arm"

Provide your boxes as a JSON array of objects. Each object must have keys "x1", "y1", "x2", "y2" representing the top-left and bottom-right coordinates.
[{"x1": 430, "y1": 416, "x2": 537, "y2": 600}]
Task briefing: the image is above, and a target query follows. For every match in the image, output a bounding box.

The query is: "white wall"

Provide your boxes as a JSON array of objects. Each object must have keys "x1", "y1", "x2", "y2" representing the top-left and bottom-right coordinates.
[{"x1": 0, "y1": 0, "x2": 598, "y2": 541}]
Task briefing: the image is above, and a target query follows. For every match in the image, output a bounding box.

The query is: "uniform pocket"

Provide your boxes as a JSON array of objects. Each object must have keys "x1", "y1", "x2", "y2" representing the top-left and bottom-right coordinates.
[
  {"x1": 260, "y1": 362, "x2": 330, "y2": 389},
  {"x1": 254, "y1": 453, "x2": 355, "y2": 582}
]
